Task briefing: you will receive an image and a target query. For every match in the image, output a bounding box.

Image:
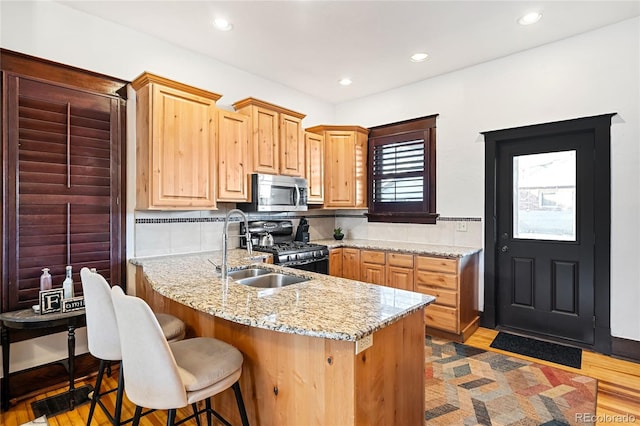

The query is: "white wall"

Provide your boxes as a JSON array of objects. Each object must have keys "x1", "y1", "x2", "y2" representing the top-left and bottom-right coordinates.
[{"x1": 335, "y1": 17, "x2": 640, "y2": 342}]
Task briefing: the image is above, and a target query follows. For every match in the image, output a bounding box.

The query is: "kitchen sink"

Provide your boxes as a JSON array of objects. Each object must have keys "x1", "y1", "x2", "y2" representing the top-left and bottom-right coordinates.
[
  {"x1": 234, "y1": 273, "x2": 308, "y2": 288},
  {"x1": 227, "y1": 268, "x2": 272, "y2": 280}
]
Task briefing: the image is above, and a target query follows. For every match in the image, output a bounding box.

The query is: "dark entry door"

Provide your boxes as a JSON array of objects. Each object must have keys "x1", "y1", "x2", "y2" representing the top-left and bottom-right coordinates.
[{"x1": 496, "y1": 131, "x2": 595, "y2": 345}]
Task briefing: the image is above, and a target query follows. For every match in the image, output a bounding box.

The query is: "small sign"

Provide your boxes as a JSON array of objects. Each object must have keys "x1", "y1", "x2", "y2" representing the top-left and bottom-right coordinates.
[
  {"x1": 62, "y1": 296, "x2": 85, "y2": 313},
  {"x1": 39, "y1": 289, "x2": 64, "y2": 314}
]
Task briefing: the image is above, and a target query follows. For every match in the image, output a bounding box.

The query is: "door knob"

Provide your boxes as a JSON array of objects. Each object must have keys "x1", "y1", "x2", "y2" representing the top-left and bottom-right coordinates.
[{"x1": 500, "y1": 245, "x2": 509, "y2": 252}]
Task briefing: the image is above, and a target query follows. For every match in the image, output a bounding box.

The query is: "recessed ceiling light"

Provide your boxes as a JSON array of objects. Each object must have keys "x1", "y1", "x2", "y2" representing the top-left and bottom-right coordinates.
[
  {"x1": 338, "y1": 78, "x2": 352, "y2": 86},
  {"x1": 214, "y1": 17, "x2": 233, "y2": 31},
  {"x1": 410, "y1": 52, "x2": 429, "y2": 63},
  {"x1": 517, "y1": 12, "x2": 542, "y2": 26}
]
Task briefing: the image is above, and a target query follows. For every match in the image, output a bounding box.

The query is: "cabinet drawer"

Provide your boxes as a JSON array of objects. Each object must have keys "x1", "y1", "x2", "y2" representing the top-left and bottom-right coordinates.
[
  {"x1": 416, "y1": 285, "x2": 457, "y2": 308},
  {"x1": 425, "y1": 304, "x2": 458, "y2": 333},
  {"x1": 387, "y1": 252, "x2": 413, "y2": 268},
  {"x1": 415, "y1": 256, "x2": 457, "y2": 274},
  {"x1": 415, "y1": 270, "x2": 458, "y2": 291},
  {"x1": 361, "y1": 250, "x2": 385, "y2": 265}
]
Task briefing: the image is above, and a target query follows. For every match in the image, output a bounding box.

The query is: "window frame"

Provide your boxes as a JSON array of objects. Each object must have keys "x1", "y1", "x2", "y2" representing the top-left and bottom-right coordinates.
[{"x1": 365, "y1": 114, "x2": 439, "y2": 224}]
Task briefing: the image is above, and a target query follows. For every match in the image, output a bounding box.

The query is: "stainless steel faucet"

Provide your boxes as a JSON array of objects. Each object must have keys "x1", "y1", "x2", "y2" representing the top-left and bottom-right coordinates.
[{"x1": 221, "y1": 209, "x2": 253, "y2": 279}]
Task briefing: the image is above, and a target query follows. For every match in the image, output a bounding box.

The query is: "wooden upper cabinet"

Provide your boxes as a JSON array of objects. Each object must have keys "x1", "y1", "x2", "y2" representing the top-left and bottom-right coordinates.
[
  {"x1": 217, "y1": 109, "x2": 250, "y2": 202},
  {"x1": 233, "y1": 98, "x2": 305, "y2": 177},
  {"x1": 306, "y1": 125, "x2": 369, "y2": 209},
  {"x1": 280, "y1": 113, "x2": 304, "y2": 176},
  {"x1": 132, "y1": 72, "x2": 221, "y2": 210},
  {"x1": 304, "y1": 131, "x2": 325, "y2": 204}
]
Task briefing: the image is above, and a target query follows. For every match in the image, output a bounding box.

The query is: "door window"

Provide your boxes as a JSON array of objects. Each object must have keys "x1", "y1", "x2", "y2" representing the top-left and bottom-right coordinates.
[{"x1": 513, "y1": 150, "x2": 576, "y2": 241}]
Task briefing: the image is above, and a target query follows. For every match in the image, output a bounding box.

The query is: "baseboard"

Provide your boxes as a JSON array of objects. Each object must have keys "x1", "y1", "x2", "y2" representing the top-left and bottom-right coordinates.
[{"x1": 611, "y1": 336, "x2": 640, "y2": 363}]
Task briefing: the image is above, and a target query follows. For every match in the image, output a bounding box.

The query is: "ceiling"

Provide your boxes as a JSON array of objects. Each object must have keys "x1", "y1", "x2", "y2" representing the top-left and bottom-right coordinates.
[{"x1": 58, "y1": 1, "x2": 640, "y2": 104}]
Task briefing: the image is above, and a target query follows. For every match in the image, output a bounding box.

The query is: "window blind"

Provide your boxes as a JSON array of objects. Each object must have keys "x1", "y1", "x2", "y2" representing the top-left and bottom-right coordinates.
[{"x1": 372, "y1": 139, "x2": 424, "y2": 203}]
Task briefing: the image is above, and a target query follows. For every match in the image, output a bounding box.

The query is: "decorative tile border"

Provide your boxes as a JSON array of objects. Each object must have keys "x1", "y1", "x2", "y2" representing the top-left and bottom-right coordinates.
[
  {"x1": 135, "y1": 212, "x2": 336, "y2": 224},
  {"x1": 334, "y1": 212, "x2": 482, "y2": 222}
]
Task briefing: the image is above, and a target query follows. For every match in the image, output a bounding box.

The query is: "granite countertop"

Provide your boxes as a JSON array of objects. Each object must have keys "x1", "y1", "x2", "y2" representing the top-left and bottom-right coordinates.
[
  {"x1": 131, "y1": 249, "x2": 434, "y2": 342},
  {"x1": 314, "y1": 238, "x2": 481, "y2": 258}
]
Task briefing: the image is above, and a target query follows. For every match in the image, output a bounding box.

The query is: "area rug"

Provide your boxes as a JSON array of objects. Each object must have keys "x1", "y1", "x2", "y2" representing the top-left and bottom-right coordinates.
[
  {"x1": 490, "y1": 332, "x2": 583, "y2": 369},
  {"x1": 425, "y1": 337, "x2": 597, "y2": 425}
]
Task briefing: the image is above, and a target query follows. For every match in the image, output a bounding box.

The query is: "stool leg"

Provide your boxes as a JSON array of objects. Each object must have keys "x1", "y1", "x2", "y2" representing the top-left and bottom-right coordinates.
[
  {"x1": 87, "y1": 360, "x2": 106, "y2": 425},
  {"x1": 205, "y1": 398, "x2": 212, "y2": 426},
  {"x1": 167, "y1": 409, "x2": 177, "y2": 426},
  {"x1": 232, "y1": 382, "x2": 250, "y2": 426},
  {"x1": 132, "y1": 406, "x2": 143, "y2": 426},
  {"x1": 191, "y1": 403, "x2": 201, "y2": 426},
  {"x1": 112, "y1": 362, "x2": 125, "y2": 426}
]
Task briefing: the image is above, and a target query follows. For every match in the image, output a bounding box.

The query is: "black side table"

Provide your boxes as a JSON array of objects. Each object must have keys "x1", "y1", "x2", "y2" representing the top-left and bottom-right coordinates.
[{"x1": 0, "y1": 308, "x2": 86, "y2": 412}]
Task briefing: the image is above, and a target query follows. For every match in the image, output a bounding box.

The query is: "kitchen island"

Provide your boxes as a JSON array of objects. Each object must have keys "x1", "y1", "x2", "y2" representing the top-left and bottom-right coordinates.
[{"x1": 132, "y1": 250, "x2": 434, "y2": 425}]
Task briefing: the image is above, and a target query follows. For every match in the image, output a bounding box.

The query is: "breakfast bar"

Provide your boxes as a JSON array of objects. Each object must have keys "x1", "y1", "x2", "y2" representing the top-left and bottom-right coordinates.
[{"x1": 132, "y1": 250, "x2": 434, "y2": 425}]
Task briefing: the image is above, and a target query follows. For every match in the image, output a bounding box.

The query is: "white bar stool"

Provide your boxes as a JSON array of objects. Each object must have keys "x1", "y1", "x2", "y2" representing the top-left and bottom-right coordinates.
[
  {"x1": 110, "y1": 286, "x2": 250, "y2": 426},
  {"x1": 80, "y1": 267, "x2": 186, "y2": 425}
]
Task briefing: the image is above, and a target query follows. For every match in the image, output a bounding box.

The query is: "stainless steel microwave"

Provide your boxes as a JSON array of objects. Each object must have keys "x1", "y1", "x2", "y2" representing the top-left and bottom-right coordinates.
[{"x1": 237, "y1": 173, "x2": 308, "y2": 212}]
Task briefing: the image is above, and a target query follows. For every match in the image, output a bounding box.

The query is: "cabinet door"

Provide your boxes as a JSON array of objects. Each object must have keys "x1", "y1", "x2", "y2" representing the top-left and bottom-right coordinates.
[
  {"x1": 218, "y1": 110, "x2": 250, "y2": 201},
  {"x1": 387, "y1": 266, "x2": 414, "y2": 291},
  {"x1": 3, "y1": 75, "x2": 124, "y2": 310},
  {"x1": 361, "y1": 263, "x2": 386, "y2": 285},
  {"x1": 150, "y1": 83, "x2": 217, "y2": 208},
  {"x1": 251, "y1": 106, "x2": 279, "y2": 174},
  {"x1": 280, "y1": 113, "x2": 303, "y2": 176},
  {"x1": 329, "y1": 248, "x2": 343, "y2": 277},
  {"x1": 324, "y1": 131, "x2": 355, "y2": 207},
  {"x1": 342, "y1": 248, "x2": 361, "y2": 281},
  {"x1": 354, "y1": 130, "x2": 368, "y2": 208},
  {"x1": 305, "y1": 132, "x2": 324, "y2": 204}
]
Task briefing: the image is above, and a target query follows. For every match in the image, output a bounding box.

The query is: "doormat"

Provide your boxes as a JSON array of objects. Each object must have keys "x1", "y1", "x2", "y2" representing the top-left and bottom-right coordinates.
[
  {"x1": 31, "y1": 385, "x2": 93, "y2": 419},
  {"x1": 425, "y1": 337, "x2": 597, "y2": 425},
  {"x1": 490, "y1": 332, "x2": 583, "y2": 369}
]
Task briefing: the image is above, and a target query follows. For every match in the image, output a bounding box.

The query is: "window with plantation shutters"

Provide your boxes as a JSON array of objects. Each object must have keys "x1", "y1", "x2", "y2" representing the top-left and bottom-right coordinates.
[
  {"x1": 2, "y1": 50, "x2": 126, "y2": 312},
  {"x1": 366, "y1": 115, "x2": 439, "y2": 224}
]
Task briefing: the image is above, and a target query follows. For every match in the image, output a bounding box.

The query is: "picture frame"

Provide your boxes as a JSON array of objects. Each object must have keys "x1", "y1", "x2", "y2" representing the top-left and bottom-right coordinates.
[
  {"x1": 62, "y1": 296, "x2": 85, "y2": 313},
  {"x1": 39, "y1": 289, "x2": 64, "y2": 314}
]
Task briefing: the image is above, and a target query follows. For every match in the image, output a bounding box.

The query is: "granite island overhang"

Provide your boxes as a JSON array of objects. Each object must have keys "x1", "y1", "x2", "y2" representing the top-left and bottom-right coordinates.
[{"x1": 132, "y1": 250, "x2": 435, "y2": 425}]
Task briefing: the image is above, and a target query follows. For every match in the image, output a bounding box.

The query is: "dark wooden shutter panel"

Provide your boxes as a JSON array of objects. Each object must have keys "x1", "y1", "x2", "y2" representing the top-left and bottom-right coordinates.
[{"x1": 5, "y1": 75, "x2": 122, "y2": 311}]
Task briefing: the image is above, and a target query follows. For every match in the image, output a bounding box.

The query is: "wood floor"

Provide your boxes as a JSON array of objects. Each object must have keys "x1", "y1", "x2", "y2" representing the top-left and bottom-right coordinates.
[{"x1": 1, "y1": 327, "x2": 639, "y2": 425}]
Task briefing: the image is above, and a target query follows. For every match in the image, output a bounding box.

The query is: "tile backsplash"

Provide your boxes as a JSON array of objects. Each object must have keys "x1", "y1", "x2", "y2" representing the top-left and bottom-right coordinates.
[
  {"x1": 335, "y1": 213, "x2": 483, "y2": 248},
  {"x1": 133, "y1": 206, "x2": 482, "y2": 258}
]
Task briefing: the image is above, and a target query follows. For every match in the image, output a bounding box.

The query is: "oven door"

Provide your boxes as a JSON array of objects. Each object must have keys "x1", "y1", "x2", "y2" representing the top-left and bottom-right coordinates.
[{"x1": 284, "y1": 258, "x2": 328, "y2": 275}]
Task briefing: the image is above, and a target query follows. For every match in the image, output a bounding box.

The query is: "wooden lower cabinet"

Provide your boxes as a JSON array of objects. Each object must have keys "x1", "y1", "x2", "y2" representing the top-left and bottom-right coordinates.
[
  {"x1": 386, "y1": 253, "x2": 414, "y2": 291},
  {"x1": 328, "y1": 246, "x2": 479, "y2": 342},
  {"x1": 137, "y1": 269, "x2": 425, "y2": 426},
  {"x1": 342, "y1": 248, "x2": 361, "y2": 281},
  {"x1": 360, "y1": 250, "x2": 386, "y2": 285},
  {"x1": 329, "y1": 248, "x2": 343, "y2": 276},
  {"x1": 414, "y1": 253, "x2": 479, "y2": 342}
]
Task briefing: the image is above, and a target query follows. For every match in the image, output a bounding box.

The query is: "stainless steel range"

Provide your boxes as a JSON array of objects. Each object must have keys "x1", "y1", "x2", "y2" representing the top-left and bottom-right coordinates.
[{"x1": 240, "y1": 220, "x2": 329, "y2": 274}]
